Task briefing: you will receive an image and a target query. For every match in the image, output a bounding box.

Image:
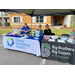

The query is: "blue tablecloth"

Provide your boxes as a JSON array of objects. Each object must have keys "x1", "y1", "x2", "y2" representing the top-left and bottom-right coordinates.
[{"x1": 6, "y1": 33, "x2": 43, "y2": 42}]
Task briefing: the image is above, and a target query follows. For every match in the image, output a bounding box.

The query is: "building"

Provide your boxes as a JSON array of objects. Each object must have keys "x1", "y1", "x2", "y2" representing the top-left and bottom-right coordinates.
[
  {"x1": 0, "y1": 12, "x2": 9, "y2": 23},
  {"x1": 9, "y1": 12, "x2": 71, "y2": 28}
]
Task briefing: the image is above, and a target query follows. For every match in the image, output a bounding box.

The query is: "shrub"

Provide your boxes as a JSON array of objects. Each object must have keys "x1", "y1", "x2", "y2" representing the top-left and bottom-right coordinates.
[
  {"x1": 5, "y1": 23, "x2": 10, "y2": 26},
  {"x1": 63, "y1": 25, "x2": 67, "y2": 28},
  {"x1": 0, "y1": 21, "x2": 2, "y2": 26},
  {"x1": 10, "y1": 26, "x2": 12, "y2": 28}
]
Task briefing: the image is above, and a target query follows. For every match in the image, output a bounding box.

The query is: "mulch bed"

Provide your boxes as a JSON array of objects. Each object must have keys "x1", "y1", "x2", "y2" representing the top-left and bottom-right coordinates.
[{"x1": 0, "y1": 26, "x2": 73, "y2": 30}]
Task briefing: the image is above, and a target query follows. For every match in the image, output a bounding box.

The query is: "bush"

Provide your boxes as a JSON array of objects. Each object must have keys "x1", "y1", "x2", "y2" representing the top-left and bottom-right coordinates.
[
  {"x1": 0, "y1": 21, "x2": 2, "y2": 26},
  {"x1": 5, "y1": 23, "x2": 10, "y2": 26},
  {"x1": 10, "y1": 26, "x2": 12, "y2": 28}
]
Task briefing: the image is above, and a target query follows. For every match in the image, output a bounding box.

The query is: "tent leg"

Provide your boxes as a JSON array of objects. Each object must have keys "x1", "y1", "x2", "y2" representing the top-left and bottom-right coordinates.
[
  {"x1": 31, "y1": 17, "x2": 32, "y2": 35},
  {"x1": 18, "y1": 13, "x2": 20, "y2": 28},
  {"x1": 73, "y1": 15, "x2": 75, "y2": 30},
  {"x1": 35, "y1": 17, "x2": 36, "y2": 28}
]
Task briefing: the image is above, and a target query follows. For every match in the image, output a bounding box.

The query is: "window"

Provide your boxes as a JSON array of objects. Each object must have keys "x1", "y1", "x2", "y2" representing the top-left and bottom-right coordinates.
[
  {"x1": 36, "y1": 16, "x2": 44, "y2": 23},
  {"x1": 12, "y1": 17, "x2": 22, "y2": 22},
  {"x1": 14, "y1": 17, "x2": 20, "y2": 22},
  {"x1": 32, "y1": 16, "x2": 46, "y2": 23}
]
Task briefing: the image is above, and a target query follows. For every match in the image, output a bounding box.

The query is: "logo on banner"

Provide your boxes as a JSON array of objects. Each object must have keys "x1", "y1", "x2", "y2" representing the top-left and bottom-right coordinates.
[
  {"x1": 7, "y1": 37, "x2": 14, "y2": 47},
  {"x1": 41, "y1": 43, "x2": 51, "y2": 57}
]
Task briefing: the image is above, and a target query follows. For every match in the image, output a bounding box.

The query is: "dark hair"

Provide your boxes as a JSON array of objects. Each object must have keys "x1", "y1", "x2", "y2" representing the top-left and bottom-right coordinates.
[
  {"x1": 24, "y1": 23, "x2": 28, "y2": 28},
  {"x1": 24, "y1": 23, "x2": 27, "y2": 25},
  {"x1": 39, "y1": 24, "x2": 41, "y2": 27}
]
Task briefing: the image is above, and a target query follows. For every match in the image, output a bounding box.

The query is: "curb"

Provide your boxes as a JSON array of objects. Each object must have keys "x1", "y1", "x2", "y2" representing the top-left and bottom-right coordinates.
[
  {"x1": 0, "y1": 34, "x2": 6, "y2": 36},
  {"x1": 2, "y1": 34, "x2": 6, "y2": 36}
]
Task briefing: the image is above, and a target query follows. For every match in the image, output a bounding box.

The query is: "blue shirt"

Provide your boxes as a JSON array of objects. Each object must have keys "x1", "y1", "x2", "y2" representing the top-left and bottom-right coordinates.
[{"x1": 21, "y1": 26, "x2": 30, "y2": 34}]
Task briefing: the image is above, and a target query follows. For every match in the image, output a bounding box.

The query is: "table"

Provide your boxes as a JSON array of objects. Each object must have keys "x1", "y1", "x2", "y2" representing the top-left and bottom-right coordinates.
[
  {"x1": 41, "y1": 39, "x2": 75, "y2": 64},
  {"x1": 3, "y1": 34, "x2": 43, "y2": 56}
]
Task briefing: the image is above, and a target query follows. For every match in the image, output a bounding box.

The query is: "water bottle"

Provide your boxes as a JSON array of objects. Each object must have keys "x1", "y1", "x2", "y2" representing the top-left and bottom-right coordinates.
[
  {"x1": 32, "y1": 31, "x2": 35, "y2": 36},
  {"x1": 19, "y1": 30, "x2": 21, "y2": 34},
  {"x1": 36, "y1": 30, "x2": 40, "y2": 37}
]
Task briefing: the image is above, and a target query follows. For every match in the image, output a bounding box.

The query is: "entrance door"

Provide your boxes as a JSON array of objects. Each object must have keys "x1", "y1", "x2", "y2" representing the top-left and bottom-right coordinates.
[
  {"x1": 5, "y1": 19, "x2": 7, "y2": 23},
  {"x1": 54, "y1": 19, "x2": 58, "y2": 25}
]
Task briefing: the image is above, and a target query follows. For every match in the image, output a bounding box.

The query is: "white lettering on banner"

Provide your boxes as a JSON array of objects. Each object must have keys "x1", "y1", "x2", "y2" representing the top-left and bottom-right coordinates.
[
  {"x1": 52, "y1": 45, "x2": 74, "y2": 52},
  {"x1": 52, "y1": 50, "x2": 57, "y2": 54},
  {"x1": 58, "y1": 50, "x2": 70, "y2": 55},
  {"x1": 52, "y1": 45, "x2": 58, "y2": 50},
  {"x1": 51, "y1": 45, "x2": 75, "y2": 56},
  {"x1": 58, "y1": 46, "x2": 74, "y2": 52}
]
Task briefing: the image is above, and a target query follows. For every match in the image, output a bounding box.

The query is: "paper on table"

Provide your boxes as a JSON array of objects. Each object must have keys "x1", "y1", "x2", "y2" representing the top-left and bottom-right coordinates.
[
  {"x1": 67, "y1": 38, "x2": 73, "y2": 43},
  {"x1": 48, "y1": 39, "x2": 55, "y2": 42},
  {"x1": 58, "y1": 39, "x2": 65, "y2": 43},
  {"x1": 51, "y1": 35, "x2": 58, "y2": 39},
  {"x1": 13, "y1": 29, "x2": 17, "y2": 33},
  {"x1": 34, "y1": 37, "x2": 38, "y2": 40}
]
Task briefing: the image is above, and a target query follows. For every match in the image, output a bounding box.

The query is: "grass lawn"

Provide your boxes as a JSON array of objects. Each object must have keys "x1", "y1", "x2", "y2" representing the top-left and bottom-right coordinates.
[
  {"x1": 51, "y1": 29, "x2": 72, "y2": 37},
  {"x1": 0, "y1": 29, "x2": 72, "y2": 37},
  {"x1": 0, "y1": 29, "x2": 13, "y2": 34},
  {"x1": 70, "y1": 24, "x2": 75, "y2": 28},
  {"x1": 70, "y1": 25, "x2": 73, "y2": 28}
]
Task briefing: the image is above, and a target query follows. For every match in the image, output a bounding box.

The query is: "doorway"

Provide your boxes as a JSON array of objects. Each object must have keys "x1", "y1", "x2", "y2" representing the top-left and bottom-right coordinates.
[
  {"x1": 54, "y1": 19, "x2": 58, "y2": 25},
  {"x1": 5, "y1": 19, "x2": 7, "y2": 23}
]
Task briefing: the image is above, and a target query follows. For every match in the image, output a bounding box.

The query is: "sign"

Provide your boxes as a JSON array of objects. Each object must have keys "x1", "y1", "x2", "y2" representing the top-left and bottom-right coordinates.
[
  {"x1": 3, "y1": 36, "x2": 41, "y2": 56},
  {"x1": 41, "y1": 39, "x2": 75, "y2": 64},
  {"x1": 6, "y1": 37, "x2": 30, "y2": 49}
]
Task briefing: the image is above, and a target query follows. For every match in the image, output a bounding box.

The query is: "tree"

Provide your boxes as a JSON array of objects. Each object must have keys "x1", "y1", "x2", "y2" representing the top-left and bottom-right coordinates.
[
  {"x1": 4, "y1": 12, "x2": 8, "y2": 16},
  {"x1": 1, "y1": 12, "x2": 5, "y2": 27}
]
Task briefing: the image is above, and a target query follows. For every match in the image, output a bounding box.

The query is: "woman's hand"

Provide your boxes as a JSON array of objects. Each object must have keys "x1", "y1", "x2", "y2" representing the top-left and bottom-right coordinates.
[{"x1": 24, "y1": 31, "x2": 28, "y2": 33}]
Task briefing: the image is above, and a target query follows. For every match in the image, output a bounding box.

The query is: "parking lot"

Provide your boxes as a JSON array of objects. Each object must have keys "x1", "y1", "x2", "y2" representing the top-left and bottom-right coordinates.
[{"x1": 0, "y1": 35, "x2": 70, "y2": 65}]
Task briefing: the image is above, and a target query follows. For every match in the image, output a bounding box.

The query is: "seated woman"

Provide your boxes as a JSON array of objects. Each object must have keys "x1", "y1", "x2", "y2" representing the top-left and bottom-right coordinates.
[
  {"x1": 20, "y1": 23, "x2": 31, "y2": 34},
  {"x1": 44, "y1": 24, "x2": 51, "y2": 37},
  {"x1": 37, "y1": 24, "x2": 43, "y2": 35}
]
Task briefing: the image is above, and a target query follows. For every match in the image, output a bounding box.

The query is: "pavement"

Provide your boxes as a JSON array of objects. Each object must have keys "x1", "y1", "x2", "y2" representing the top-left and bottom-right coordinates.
[{"x1": 0, "y1": 34, "x2": 70, "y2": 65}]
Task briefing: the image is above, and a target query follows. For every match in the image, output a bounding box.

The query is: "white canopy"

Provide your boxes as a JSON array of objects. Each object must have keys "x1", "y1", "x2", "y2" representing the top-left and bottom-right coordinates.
[{"x1": 0, "y1": 9, "x2": 75, "y2": 16}]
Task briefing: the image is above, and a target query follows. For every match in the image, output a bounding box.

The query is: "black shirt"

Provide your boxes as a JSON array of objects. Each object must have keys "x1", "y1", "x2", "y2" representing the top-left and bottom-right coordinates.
[{"x1": 44, "y1": 29, "x2": 51, "y2": 35}]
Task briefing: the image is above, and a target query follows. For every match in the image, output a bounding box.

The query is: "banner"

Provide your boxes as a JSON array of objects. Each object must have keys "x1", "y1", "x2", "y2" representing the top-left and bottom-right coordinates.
[
  {"x1": 41, "y1": 39, "x2": 75, "y2": 64},
  {"x1": 3, "y1": 36, "x2": 41, "y2": 56}
]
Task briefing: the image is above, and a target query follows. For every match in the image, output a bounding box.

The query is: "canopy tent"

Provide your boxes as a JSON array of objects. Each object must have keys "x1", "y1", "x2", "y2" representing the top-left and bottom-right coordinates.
[
  {"x1": 0, "y1": 9, "x2": 75, "y2": 16},
  {"x1": 0, "y1": 9, "x2": 75, "y2": 34}
]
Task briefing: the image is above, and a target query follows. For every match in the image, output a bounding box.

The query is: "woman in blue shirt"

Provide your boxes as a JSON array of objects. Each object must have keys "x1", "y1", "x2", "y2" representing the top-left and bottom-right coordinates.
[{"x1": 20, "y1": 23, "x2": 31, "y2": 34}]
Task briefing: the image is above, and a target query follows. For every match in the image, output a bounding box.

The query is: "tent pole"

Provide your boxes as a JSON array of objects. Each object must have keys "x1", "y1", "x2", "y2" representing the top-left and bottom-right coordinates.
[
  {"x1": 35, "y1": 17, "x2": 36, "y2": 28},
  {"x1": 17, "y1": 13, "x2": 20, "y2": 28},
  {"x1": 74, "y1": 15, "x2": 75, "y2": 30},
  {"x1": 31, "y1": 17, "x2": 32, "y2": 35}
]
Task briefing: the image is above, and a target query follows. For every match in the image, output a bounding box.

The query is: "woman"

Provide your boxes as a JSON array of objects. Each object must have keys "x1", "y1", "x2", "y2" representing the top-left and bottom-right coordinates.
[
  {"x1": 20, "y1": 23, "x2": 31, "y2": 34},
  {"x1": 44, "y1": 24, "x2": 51, "y2": 36},
  {"x1": 37, "y1": 24, "x2": 43, "y2": 35}
]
